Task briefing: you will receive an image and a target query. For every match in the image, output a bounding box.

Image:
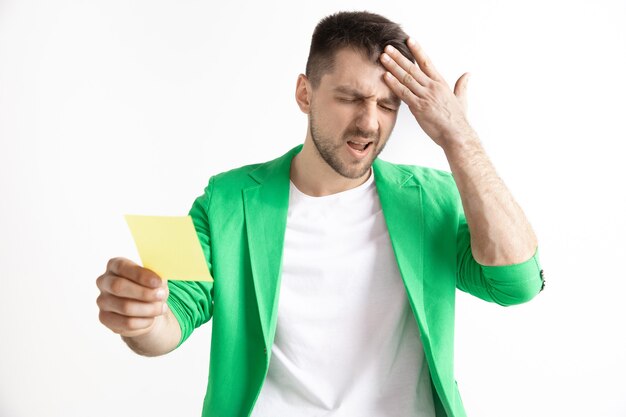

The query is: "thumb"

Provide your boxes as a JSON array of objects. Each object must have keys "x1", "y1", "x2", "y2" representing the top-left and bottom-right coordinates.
[{"x1": 454, "y1": 72, "x2": 470, "y2": 114}]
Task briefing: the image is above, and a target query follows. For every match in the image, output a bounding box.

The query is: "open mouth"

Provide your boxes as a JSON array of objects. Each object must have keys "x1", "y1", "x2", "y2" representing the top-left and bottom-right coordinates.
[{"x1": 347, "y1": 141, "x2": 372, "y2": 152}]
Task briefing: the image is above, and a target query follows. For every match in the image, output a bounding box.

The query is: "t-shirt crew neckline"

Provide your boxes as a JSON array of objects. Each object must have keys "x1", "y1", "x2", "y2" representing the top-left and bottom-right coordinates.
[{"x1": 289, "y1": 169, "x2": 375, "y2": 202}]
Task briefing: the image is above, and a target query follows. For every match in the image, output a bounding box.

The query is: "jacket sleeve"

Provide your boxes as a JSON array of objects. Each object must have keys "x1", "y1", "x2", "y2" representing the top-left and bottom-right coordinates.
[
  {"x1": 167, "y1": 177, "x2": 215, "y2": 346},
  {"x1": 455, "y1": 208, "x2": 545, "y2": 306}
]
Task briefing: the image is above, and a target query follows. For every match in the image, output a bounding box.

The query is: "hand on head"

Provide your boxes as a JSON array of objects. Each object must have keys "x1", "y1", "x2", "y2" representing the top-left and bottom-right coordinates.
[{"x1": 380, "y1": 37, "x2": 473, "y2": 148}]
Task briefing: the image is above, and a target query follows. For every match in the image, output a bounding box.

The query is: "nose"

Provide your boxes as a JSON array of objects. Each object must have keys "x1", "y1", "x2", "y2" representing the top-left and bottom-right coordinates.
[{"x1": 355, "y1": 102, "x2": 379, "y2": 135}]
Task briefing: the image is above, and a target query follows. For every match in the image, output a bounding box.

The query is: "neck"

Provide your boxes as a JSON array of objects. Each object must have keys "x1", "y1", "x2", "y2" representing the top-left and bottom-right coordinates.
[{"x1": 290, "y1": 136, "x2": 372, "y2": 197}]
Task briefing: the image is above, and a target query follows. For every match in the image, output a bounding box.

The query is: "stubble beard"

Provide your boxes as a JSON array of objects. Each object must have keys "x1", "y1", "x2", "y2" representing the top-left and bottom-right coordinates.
[{"x1": 309, "y1": 111, "x2": 386, "y2": 180}]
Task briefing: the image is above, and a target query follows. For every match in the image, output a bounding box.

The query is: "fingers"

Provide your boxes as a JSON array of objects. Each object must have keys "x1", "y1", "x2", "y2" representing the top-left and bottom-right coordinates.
[
  {"x1": 97, "y1": 272, "x2": 167, "y2": 302},
  {"x1": 96, "y1": 277, "x2": 168, "y2": 335},
  {"x1": 97, "y1": 292, "x2": 168, "y2": 318},
  {"x1": 98, "y1": 310, "x2": 157, "y2": 336},
  {"x1": 106, "y1": 257, "x2": 162, "y2": 289},
  {"x1": 380, "y1": 45, "x2": 430, "y2": 90},
  {"x1": 380, "y1": 49, "x2": 423, "y2": 107},
  {"x1": 382, "y1": 71, "x2": 419, "y2": 106},
  {"x1": 406, "y1": 37, "x2": 442, "y2": 81},
  {"x1": 97, "y1": 257, "x2": 170, "y2": 336}
]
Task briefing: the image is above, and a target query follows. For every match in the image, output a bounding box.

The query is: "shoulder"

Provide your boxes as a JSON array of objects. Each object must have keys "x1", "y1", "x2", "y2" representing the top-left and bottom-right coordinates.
[
  {"x1": 210, "y1": 145, "x2": 301, "y2": 190},
  {"x1": 374, "y1": 158, "x2": 457, "y2": 193},
  {"x1": 373, "y1": 158, "x2": 462, "y2": 218},
  {"x1": 210, "y1": 161, "x2": 264, "y2": 189}
]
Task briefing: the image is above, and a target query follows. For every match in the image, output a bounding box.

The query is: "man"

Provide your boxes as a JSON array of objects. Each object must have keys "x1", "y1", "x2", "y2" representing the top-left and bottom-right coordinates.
[{"x1": 96, "y1": 11, "x2": 544, "y2": 417}]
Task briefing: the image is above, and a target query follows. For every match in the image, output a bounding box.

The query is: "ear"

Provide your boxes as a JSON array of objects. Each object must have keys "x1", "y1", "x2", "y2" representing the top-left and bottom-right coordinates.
[{"x1": 295, "y1": 74, "x2": 312, "y2": 114}]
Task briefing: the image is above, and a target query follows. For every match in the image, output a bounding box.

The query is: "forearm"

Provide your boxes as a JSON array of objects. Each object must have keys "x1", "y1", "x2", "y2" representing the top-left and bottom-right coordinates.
[
  {"x1": 443, "y1": 130, "x2": 538, "y2": 266},
  {"x1": 122, "y1": 308, "x2": 182, "y2": 357}
]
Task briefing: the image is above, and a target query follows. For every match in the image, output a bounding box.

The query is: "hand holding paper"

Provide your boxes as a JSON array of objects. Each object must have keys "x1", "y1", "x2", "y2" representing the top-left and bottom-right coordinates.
[{"x1": 125, "y1": 215, "x2": 213, "y2": 282}]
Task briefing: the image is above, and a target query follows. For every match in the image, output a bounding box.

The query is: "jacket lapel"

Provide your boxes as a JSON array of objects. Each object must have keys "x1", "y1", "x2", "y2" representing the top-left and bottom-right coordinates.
[
  {"x1": 242, "y1": 146, "x2": 301, "y2": 349},
  {"x1": 373, "y1": 159, "x2": 429, "y2": 335}
]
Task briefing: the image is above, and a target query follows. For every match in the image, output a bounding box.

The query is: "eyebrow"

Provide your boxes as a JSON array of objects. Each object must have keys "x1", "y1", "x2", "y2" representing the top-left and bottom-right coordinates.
[{"x1": 333, "y1": 86, "x2": 401, "y2": 108}]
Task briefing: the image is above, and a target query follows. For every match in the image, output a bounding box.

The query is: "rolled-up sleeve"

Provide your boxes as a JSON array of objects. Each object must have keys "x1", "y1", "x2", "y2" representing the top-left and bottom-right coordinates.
[{"x1": 455, "y1": 212, "x2": 544, "y2": 306}]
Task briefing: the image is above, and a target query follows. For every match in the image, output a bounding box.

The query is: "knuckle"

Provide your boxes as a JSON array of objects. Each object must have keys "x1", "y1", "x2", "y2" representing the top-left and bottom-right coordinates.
[
  {"x1": 118, "y1": 299, "x2": 135, "y2": 316},
  {"x1": 96, "y1": 294, "x2": 107, "y2": 310},
  {"x1": 109, "y1": 277, "x2": 126, "y2": 296},
  {"x1": 140, "y1": 268, "x2": 158, "y2": 286},
  {"x1": 106, "y1": 257, "x2": 119, "y2": 272},
  {"x1": 95, "y1": 274, "x2": 104, "y2": 290},
  {"x1": 119, "y1": 316, "x2": 134, "y2": 329},
  {"x1": 98, "y1": 311, "x2": 112, "y2": 327},
  {"x1": 137, "y1": 268, "x2": 149, "y2": 285}
]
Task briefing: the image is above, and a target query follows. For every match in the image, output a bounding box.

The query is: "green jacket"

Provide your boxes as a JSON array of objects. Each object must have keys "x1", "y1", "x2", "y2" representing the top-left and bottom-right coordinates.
[{"x1": 167, "y1": 145, "x2": 544, "y2": 417}]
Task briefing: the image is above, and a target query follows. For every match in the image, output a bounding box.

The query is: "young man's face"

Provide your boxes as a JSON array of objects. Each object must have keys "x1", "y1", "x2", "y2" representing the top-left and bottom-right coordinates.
[{"x1": 307, "y1": 48, "x2": 401, "y2": 179}]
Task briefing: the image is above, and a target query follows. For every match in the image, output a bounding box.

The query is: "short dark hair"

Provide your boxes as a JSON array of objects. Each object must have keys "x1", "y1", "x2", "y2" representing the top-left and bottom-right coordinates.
[{"x1": 305, "y1": 11, "x2": 415, "y2": 88}]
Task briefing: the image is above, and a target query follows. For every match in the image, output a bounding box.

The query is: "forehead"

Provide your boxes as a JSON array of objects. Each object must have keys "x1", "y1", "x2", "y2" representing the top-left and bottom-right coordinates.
[{"x1": 319, "y1": 48, "x2": 395, "y2": 98}]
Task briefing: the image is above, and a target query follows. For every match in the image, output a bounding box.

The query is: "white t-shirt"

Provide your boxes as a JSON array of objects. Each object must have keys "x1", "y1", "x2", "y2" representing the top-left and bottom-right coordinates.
[{"x1": 251, "y1": 171, "x2": 435, "y2": 417}]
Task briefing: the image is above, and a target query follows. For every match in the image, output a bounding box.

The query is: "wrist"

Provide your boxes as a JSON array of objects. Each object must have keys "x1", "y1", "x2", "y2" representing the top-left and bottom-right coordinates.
[
  {"x1": 121, "y1": 310, "x2": 179, "y2": 357},
  {"x1": 441, "y1": 129, "x2": 481, "y2": 159}
]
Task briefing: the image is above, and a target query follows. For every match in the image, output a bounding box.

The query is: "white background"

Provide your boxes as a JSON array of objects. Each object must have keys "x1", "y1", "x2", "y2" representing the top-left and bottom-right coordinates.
[{"x1": 1, "y1": 0, "x2": 625, "y2": 416}]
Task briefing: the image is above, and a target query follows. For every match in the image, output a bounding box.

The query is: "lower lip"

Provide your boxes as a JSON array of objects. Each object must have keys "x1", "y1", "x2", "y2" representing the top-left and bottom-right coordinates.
[{"x1": 346, "y1": 142, "x2": 372, "y2": 159}]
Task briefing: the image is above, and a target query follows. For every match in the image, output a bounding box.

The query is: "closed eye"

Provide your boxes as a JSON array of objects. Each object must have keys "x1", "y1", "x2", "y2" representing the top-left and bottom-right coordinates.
[
  {"x1": 337, "y1": 96, "x2": 398, "y2": 112},
  {"x1": 378, "y1": 104, "x2": 398, "y2": 112}
]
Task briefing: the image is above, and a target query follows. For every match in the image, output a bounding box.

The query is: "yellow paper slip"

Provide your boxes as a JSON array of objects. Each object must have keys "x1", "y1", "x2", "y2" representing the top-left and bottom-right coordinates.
[{"x1": 124, "y1": 215, "x2": 213, "y2": 282}]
